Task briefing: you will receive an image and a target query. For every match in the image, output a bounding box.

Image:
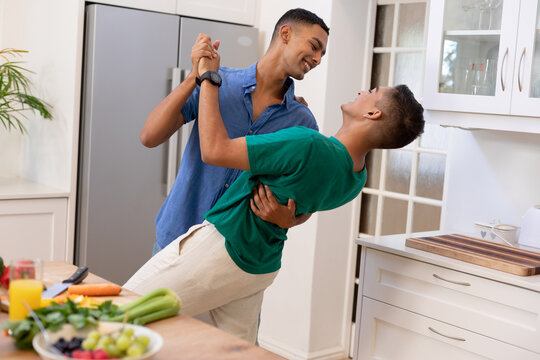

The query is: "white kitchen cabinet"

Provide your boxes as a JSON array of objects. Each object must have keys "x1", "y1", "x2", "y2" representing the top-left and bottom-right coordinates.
[
  {"x1": 353, "y1": 233, "x2": 540, "y2": 360},
  {"x1": 81, "y1": 0, "x2": 257, "y2": 25},
  {"x1": 0, "y1": 197, "x2": 68, "y2": 263},
  {"x1": 176, "y1": 0, "x2": 256, "y2": 26},
  {"x1": 89, "y1": 0, "x2": 176, "y2": 14},
  {"x1": 357, "y1": 297, "x2": 540, "y2": 360},
  {"x1": 423, "y1": 0, "x2": 540, "y2": 123}
]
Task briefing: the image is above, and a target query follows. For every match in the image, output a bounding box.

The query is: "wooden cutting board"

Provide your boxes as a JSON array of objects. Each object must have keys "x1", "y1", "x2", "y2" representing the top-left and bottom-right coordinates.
[{"x1": 406, "y1": 234, "x2": 540, "y2": 276}]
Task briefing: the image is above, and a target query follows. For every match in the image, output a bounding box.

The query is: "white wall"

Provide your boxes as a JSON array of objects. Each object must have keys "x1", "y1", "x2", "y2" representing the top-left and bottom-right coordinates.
[
  {"x1": 443, "y1": 127, "x2": 540, "y2": 236},
  {"x1": 0, "y1": 0, "x2": 82, "y2": 191},
  {"x1": 256, "y1": 1, "x2": 372, "y2": 359}
]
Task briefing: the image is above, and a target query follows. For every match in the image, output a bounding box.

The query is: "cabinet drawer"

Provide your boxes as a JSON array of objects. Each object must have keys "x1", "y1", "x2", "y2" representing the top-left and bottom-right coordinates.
[
  {"x1": 356, "y1": 297, "x2": 540, "y2": 360},
  {"x1": 363, "y1": 249, "x2": 540, "y2": 353}
]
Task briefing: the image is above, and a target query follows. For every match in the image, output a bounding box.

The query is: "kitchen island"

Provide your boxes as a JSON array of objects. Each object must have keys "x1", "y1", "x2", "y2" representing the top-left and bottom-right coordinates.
[{"x1": 0, "y1": 261, "x2": 285, "y2": 360}]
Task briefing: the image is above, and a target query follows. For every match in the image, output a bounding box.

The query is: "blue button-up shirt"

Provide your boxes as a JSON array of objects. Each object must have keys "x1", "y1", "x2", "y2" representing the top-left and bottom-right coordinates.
[{"x1": 155, "y1": 62, "x2": 319, "y2": 248}]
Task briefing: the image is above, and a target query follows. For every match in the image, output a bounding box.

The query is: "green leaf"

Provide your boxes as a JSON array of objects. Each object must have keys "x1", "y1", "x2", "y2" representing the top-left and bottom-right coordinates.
[
  {"x1": 97, "y1": 300, "x2": 120, "y2": 315},
  {"x1": 68, "y1": 313, "x2": 86, "y2": 329},
  {"x1": 0, "y1": 48, "x2": 53, "y2": 133},
  {"x1": 44, "y1": 311, "x2": 65, "y2": 326},
  {"x1": 11, "y1": 320, "x2": 33, "y2": 340}
]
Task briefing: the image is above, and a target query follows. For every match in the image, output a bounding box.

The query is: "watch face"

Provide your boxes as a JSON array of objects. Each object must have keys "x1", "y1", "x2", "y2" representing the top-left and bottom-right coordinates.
[
  {"x1": 200, "y1": 71, "x2": 222, "y2": 86},
  {"x1": 209, "y1": 72, "x2": 222, "y2": 85}
]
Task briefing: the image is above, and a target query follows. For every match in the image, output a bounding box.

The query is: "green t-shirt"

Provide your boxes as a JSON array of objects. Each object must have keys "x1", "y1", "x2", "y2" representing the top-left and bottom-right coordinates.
[{"x1": 205, "y1": 126, "x2": 366, "y2": 274}]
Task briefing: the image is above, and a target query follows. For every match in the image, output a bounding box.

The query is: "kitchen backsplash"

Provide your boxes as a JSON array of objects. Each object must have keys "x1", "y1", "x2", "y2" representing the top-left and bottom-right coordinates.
[{"x1": 442, "y1": 127, "x2": 540, "y2": 236}]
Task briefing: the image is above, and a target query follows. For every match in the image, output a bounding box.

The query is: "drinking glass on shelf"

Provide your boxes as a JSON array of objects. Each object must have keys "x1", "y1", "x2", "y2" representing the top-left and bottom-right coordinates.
[
  {"x1": 456, "y1": 59, "x2": 478, "y2": 94},
  {"x1": 476, "y1": 0, "x2": 491, "y2": 30},
  {"x1": 8, "y1": 259, "x2": 43, "y2": 321},
  {"x1": 476, "y1": 0, "x2": 503, "y2": 30},
  {"x1": 472, "y1": 61, "x2": 489, "y2": 95},
  {"x1": 461, "y1": 0, "x2": 478, "y2": 30},
  {"x1": 487, "y1": 0, "x2": 503, "y2": 30}
]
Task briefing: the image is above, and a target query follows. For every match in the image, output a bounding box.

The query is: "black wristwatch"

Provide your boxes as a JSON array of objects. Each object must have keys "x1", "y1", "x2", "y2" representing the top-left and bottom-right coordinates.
[{"x1": 196, "y1": 71, "x2": 222, "y2": 87}]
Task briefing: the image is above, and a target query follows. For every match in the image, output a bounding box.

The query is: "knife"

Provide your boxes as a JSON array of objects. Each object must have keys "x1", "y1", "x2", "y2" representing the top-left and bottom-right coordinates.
[{"x1": 42, "y1": 266, "x2": 89, "y2": 299}]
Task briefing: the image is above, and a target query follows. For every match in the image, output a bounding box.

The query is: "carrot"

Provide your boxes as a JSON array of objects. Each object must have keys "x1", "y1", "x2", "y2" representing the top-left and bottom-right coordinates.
[
  {"x1": 67, "y1": 283, "x2": 122, "y2": 296},
  {"x1": 52, "y1": 293, "x2": 69, "y2": 304}
]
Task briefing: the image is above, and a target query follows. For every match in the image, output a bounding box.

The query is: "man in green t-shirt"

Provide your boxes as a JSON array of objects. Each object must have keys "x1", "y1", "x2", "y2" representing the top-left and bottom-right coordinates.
[{"x1": 124, "y1": 37, "x2": 425, "y2": 343}]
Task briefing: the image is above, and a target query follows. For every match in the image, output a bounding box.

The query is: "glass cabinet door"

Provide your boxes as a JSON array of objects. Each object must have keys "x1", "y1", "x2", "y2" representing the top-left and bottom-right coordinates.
[
  {"x1": 423, "y1": 0, "x2": 519, "y2": 114},
  {"x1": 438, "y1": 0, "x2": 504, "y2": 96},
  {"x1": 511, "y1": 0, "x2": 540, "y2": 117}
]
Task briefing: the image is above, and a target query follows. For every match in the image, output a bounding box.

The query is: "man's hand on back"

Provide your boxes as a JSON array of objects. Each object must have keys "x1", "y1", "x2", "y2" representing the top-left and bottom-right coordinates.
[
  {"x1": 294, "y1": 96, "x2": 308, "y2": 106},
  {"x1": 250, "y1": 183, "x2": 297, "y2": 229}
]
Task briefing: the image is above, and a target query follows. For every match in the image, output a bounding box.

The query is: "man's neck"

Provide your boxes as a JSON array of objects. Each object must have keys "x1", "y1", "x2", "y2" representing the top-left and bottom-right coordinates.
[
  {"x1": 334, "y1": 125, "x2": 371, "y2": 173},
  {"x1": 256, "y1": 53, "x2": 289, "y2": 99}
]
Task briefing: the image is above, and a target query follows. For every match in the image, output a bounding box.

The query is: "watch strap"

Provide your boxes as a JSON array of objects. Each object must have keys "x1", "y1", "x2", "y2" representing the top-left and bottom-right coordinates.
[{"x1": 198, "y1": 71, "x2": 222, "y2": 87}]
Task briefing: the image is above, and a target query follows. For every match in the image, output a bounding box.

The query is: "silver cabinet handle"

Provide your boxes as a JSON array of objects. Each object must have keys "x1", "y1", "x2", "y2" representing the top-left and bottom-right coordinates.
[
  {"x1": 518, "y1": 48, "x2": 526, "y2": 92},
  {"x1": 428, "y1": 327, "x2": 466, "y2": 342},
  {"x1": 500, "y1": 48, "x2": 509, "y2": 91},
  {"x1": 164, "y1": 68, "x2": 185, "y2": 196},
  {"x1": 433, "y1": 274, "x2": 471, "y2": 286}
]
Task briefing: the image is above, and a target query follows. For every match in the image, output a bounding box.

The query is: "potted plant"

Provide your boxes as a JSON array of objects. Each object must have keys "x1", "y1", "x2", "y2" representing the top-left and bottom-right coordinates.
[{"x1": 0, "y1": 48, "x2": 52, "y2": 133}]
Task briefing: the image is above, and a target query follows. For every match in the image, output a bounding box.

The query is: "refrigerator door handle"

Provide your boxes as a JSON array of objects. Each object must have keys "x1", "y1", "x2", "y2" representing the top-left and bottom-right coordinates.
[{"x1": 165, "y1": 68, "x2": 187, "y2": 196}]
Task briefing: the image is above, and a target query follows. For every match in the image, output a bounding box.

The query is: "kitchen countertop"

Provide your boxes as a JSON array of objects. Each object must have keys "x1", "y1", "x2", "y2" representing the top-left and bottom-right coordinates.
[
  {"x1": 0, "y1": 177, "x2": 69, "y2": 200},
  {"x1": 0, "y1": 261, "x2": 285, "y2": 360},
  {"x1": 356, "y1": 231, "x2": 540, "y2": 292}
]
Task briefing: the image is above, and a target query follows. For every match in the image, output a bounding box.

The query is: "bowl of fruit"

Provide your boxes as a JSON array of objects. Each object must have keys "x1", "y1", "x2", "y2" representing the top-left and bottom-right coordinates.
[{"x1": 32, "y1": 321, "x2": 163, "y2": 359}]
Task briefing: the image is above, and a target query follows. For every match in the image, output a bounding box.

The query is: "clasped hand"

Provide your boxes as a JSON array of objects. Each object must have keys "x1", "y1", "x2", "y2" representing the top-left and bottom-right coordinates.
[{"x1": 191, "y1": 33, "x2": 220, "y2": 78}]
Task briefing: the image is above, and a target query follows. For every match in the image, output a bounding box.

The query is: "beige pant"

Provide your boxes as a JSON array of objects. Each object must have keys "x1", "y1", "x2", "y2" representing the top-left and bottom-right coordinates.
[{"x1": 123, "y1": 221, "x2": 278, "y2": 343}]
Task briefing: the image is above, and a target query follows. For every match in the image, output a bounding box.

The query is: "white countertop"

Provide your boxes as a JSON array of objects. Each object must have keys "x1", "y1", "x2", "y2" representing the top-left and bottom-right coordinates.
[
  {"x1": 0, "y1": 177, "x2": 69, "y2": 200},
  {"x1": 356, "y1": 231, "x2": 540, "y2": 293}
]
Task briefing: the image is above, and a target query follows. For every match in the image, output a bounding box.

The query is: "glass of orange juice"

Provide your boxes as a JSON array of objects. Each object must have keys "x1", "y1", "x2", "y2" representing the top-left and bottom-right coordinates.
[{"x1": 8, "y1": 259, "x2": 43, "y2": 321}]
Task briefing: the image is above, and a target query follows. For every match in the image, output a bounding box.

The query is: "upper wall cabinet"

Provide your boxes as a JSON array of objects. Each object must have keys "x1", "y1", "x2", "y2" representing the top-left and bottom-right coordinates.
[
  {"x1": 424, "y1": 0, "x2": 540, "y2": 119},
  {"x1": 91, "y1": 0, "x2": 177, "y2": 14},
  {"x1": 91, "y1": 0, "x2": 256, "y2": 25},
  {"x1": 176, "y1": 0, "x2": 256, "y2": 26}
]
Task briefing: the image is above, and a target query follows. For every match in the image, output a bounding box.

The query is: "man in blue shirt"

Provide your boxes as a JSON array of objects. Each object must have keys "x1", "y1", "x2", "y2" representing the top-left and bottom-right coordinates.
[{"x1": 140, "y1": 9, "x2": 330, "y2": 254}]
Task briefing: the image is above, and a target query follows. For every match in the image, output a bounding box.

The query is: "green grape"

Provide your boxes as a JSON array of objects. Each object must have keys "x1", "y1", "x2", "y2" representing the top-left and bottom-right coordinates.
[
  {"x1": 95, "y1": 335, "x2": 113, "y2": 350},
  {"x1": 87, "y1": 330, "x2": 100, "y2": 341},
  {"x1": 81, "y1": 337, "x2": 97, "y2": 350},
  {"x1": 126, "y1": 343, "x2": 145, "y2": 358},
  {"x1": 106, "y1": 343, "x2": 123, "y2": 358},
  {"x1": 102, "y1": 335, "x2": 114, "y2": 346},
  {"x1": 122, "y1": 328, "x2": 135, "y2": 338},
  {"x1": 134, "y1": 335, "x2": 150, "y2": 348},
  {"x1": 116, "y1": 334, "x2": 132, "y2": 351}
]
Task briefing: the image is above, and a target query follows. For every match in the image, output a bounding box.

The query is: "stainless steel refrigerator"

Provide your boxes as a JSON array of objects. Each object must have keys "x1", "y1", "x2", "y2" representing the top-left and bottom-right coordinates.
[{"x1": 76, "y1": 4, "x2": 258, "y2": 284}]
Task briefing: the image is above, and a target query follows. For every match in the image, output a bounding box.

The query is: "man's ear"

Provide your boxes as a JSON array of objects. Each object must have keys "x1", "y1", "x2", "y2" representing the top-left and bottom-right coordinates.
[
  {"x1": 363, "y1": 108, "x2": 382, "y2": 120},
  {"x1": 280, "y1": 24, "x2": 292, "y2": 44}
]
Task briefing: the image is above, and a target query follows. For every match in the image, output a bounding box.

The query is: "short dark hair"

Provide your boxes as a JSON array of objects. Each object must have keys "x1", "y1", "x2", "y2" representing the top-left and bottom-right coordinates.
[
  {"x1": 375, "y1": 85, "x2": 425, "y2": 149},
  {"x1": 271, "y1": 8, "x2": 330, "y2": 42}
]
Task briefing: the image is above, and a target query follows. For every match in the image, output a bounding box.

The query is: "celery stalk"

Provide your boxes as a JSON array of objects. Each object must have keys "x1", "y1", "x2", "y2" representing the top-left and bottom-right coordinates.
[
  {"x1": 108, "y1": 288, "x2": 181, "y2": 324},
  {"x1": 119, "y1": 288, "x2": 178, "y2": 312},
  {"x1": 132, "y1": 303, "x2": 181, "y2": 325}
]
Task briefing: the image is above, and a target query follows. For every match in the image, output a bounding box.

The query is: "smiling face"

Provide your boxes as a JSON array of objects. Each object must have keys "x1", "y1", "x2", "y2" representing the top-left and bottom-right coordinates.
[{"x1": 281, "y1": 23, "x2": 328, "y2": 80}]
